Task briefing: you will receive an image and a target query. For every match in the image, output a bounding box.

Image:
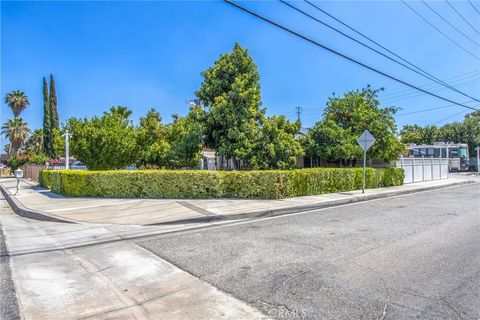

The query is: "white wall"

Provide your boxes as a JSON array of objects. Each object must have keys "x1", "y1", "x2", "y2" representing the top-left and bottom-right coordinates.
[{"x1": 396, "y1": 158, "x2": 448, "y2": 184}]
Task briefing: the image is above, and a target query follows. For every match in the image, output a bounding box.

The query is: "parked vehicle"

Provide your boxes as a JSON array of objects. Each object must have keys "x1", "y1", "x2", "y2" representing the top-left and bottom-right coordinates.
[
  {"x1": 405, "y1": 142, "x2": 469, "y2": 171},
  {"x1": 70, "y1": 161, "x2": 87, "y2": 170}
]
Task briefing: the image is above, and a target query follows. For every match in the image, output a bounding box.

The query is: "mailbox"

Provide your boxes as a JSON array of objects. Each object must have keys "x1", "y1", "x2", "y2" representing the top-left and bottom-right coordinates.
[{"x1": 14, "y1": 168, "x2": 24, "y2": 178}]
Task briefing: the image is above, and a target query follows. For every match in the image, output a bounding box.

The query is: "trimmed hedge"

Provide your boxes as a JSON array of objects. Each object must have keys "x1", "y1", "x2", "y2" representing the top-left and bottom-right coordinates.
[{"x1": 39, "y1": 167, "x2": 404, "y2": 199}]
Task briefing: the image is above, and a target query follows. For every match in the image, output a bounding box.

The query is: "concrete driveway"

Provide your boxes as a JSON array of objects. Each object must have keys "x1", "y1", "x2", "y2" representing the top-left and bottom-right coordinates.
[{"x1": 139, "y1": 184, "x2": 480, "y2": 319}]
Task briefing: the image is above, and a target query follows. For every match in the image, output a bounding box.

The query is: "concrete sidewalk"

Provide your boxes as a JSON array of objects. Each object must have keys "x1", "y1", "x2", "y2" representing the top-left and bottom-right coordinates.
[
  {"x1": 0, "y1": 199, "x2": 269, "y2": 320},
  {"x1": 1, "y1": 175, "x2": 478, "y2": 225}
]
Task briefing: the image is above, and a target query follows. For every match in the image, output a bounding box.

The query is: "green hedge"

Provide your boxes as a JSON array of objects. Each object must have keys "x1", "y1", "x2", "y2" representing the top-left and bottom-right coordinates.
[{"x1": 39, "y1": 167, "x2": 404, "y2": 199}]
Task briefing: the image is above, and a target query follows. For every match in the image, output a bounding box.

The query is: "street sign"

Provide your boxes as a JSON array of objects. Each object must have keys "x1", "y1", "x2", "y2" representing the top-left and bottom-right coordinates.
[
  {"x1": 357, "y1": 130, "x2": 375, "y2": 151},
  {"x1": 357, "y1": 130, "x2": 376, "y2": 194}
]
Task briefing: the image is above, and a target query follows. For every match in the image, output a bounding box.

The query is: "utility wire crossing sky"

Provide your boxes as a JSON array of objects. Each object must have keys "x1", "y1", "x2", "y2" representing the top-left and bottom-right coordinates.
[{"x1": 1, "y1": 0, "x2": 479, "y2": 148}]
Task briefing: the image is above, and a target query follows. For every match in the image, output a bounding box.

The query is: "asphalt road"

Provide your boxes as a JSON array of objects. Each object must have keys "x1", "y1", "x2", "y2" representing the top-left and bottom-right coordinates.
[
  {"x1": 0, "y1": 200, "x2": 20, "y2": 320},
  {"x1": 140, "y1": 184, "x2": 480, "y2": 320}
]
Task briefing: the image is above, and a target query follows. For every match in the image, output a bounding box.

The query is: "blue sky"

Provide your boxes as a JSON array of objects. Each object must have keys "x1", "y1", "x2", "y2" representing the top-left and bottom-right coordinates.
[{"x1": 1, "y1": 0, "x2": 479, "y2": 148}]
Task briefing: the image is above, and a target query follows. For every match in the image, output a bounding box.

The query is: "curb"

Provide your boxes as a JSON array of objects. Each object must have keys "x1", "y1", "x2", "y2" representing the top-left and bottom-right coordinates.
[
  {"x1": 0, "y1": 180, "x2": 76, "y2": 224},
  {"x1": 0, "y1": 179, "x2": 476, "y2": 226},
  {"x1": 151, "y1": 180, "x2": 477, "y2": 226}
]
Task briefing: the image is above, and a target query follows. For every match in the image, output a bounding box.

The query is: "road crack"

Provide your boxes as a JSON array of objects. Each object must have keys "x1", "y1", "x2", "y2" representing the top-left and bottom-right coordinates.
[
  {"x1": 438, "y1": 298, "x2": 470, "y2": 320},
  {"x1": 353, "y1": 262, "x2": 390, "y2": 320}
]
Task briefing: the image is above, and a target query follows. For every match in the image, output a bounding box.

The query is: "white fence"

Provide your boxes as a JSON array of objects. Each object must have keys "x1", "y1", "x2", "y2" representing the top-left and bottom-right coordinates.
[
  {"x1": 396, "y1": 157, "x2": 448, "y2": 184},
  {"x1": 46, "y1": 165, "x2": 88, "y2": 170}
]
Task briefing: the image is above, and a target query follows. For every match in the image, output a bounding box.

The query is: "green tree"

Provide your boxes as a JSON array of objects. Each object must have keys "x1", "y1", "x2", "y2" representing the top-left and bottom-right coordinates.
[
  {"x1": 4, "y1": 90, "x2": 29, "y2": 118},
  {"x1": 66, "y1": 106, "x2": 136, "y2": 170},
  {"x1": 52, "y1": 128, "x2": 65, "y2": 158},
  {"x1": 135, "y1": 108, "x2": 171, "y2": 168},
  {"x1": 26, "y1": 128, "x2": 44, "y2": 154},
  {"x1": 436, "y1": 115, "x2": 480, "y2": 157},
  {"x1": 250, "y1": 116, "x2": 304, "y2": 169},
  {"x1": 168, "y1": 105, "x2": 206, "y2": 169},
  {"x1": 42, "y1": 77, "x2": 53, "y2": 157},
  {"x1": 48, "y1": 74, "x2": 59, "y2": 158},
  {"x1": 196, "y1": 43, "x2": 264, "y2": 169},
  {"x1": 400, "y1": 125, "x2": 438, "y2": 145},
  {"x1": 401, "y1": 111, "x2": 480, "y2": 157},
  {"x1": 49, "y1": 74, "x2": 59, "y2": 130},
  {"x1": 318, "y1": 87, "x2": 404, "y2": 162},
  {"x1": 302, "y1": 120, "x2": 358, "y2": 163},
  {"x1": 1, "y1": 118, "x2": 31, "y2": 154}
]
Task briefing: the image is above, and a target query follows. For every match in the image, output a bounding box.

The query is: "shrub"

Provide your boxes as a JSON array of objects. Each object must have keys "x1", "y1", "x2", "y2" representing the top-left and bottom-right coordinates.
[
  {"x1": 8, "y1": 153, "x2": 48, "y2": 172},
  {"x1": 39, "y1": 167, "x2": 404, "y2": 199}
]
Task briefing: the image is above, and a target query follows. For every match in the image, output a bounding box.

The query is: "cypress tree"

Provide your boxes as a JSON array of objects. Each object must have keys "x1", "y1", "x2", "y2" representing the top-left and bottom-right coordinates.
[
  {"x1": 49, "y1": 74, "x2": 59, "y2": 130},
  {"x1": 49, "y1": 74, "x2": 59, "y2": 158},
  {"x1": 42, "y1": 77, "x2": 52, "y2": 156}
]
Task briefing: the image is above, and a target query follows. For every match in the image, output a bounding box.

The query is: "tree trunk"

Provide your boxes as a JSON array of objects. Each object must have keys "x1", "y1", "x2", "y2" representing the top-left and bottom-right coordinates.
[{"x1": 231, "y1": 158, "x2": 238, "y2": 170}]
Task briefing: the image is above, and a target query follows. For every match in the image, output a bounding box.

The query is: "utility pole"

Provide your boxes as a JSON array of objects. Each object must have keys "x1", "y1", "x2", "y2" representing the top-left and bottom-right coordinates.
[
  {"x1": 477, "y1": 146, "x2": 479, "y2": 175},
  {"x1": 295, "y1": 106, "x2": 303, "y2": 123},
  {"x1": 63, "y1": 130, "x2": 71, "y2": 170}
]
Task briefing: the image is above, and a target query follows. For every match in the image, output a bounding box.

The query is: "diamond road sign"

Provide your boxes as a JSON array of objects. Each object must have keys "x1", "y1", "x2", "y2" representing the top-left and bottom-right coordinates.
[{"x1": 357, "y1": 130, "x2": 375, "y2": 151}]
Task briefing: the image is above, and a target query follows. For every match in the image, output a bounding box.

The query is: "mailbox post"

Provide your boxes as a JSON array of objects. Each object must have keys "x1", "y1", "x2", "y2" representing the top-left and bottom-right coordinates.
[{"x1": 14, "y1": 168, "x2": 23, "y2": 195}]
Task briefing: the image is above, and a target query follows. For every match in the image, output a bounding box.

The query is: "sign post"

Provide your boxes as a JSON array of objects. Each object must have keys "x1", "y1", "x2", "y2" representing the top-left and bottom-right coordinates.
[
  {"x1": 357, "y1": 130, "x2": 376, "y2": 194},
  {"x1": 477, "y1": 146, "x2": 479, "y2": 175},
  {"x1": 62, "y1": 130, "x2": 71, "y2": 170}
]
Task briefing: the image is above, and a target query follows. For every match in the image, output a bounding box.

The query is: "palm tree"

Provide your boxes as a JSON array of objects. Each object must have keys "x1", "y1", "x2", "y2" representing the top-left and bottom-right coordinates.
[
  {"x1": 3, "y1": 144, "x2": 11, "y2": 154},
  {"x1": 27, "y1": 128, "x2": 44, "y2": 154},
  {"x1": 4, "y1": 90, "x2": 30, "y2": 118},
  {"x1": 1, "y1": 118, "x2": 31, "y2": 154}
]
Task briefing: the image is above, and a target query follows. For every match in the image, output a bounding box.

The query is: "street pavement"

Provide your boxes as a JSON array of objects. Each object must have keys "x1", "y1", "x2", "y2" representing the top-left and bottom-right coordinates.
[
  {"x1": 139, "y1": 184, "x2": 480, "y2": 320},
  {"x1": 0, "y1": 209, "x2": 20, "y2": 320}
]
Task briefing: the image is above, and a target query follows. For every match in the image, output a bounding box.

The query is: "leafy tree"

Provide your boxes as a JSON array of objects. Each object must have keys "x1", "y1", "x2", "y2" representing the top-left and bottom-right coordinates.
[
  {"x1": 52, "y1": 128, "x2": 65, "y2": 158},
  {"x1": 42, "y1": 77, "x2": 53, "y2": 157},
  {"x1": 135, "y1": 108, "x2": 171, "y2": 168},
  {"x1": 196, "y1": 43, "x2": 264, "y2": 169},
  {"x1": 250, "y1": 116, "x2": 304, "y2": 169},
  {"x1": 437, "y1": 117, "x2": 480, "y2": 158},
  {"x1": 465, "y1": 109, "x2": 480, "y2": 119},
  {"x1": 26, "y1": 128, "x2": 44, "y2": 154},
  {"x1": 66, "y1": 106, "x2": 136, "y2": 170},
  {"x1": 4, "y1": 90, "x2": 29, "y2": 118},
  {"x1": 400, "y1": 125, "x2": 438, "y2": 145},
  {"x1": 168, "y1": 105, "x2": 206, "y2": 168},
  {"x1": 400, "y1": 125, "x2": 426, "y2": 145},
  {"x1": 302, "y1": 120, "x2": 358, "y2": 163},
  {"x1": 1, "y1": 118, "x2": 31, "y2": 154},
  {"x1": 311, "y1": 87, "x2": 404, "y2": 162}
]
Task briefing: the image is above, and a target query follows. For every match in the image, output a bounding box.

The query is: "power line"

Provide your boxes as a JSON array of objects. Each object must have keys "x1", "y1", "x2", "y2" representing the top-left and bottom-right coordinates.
[
  {"x1": 401, "y1": 0, "x2": 480, "y2": 61},
  {"x1": 445, "y1": 0, "x2": 480, "y2": 36},
  {"x1": 432, "y1": 109, "x2": 470, "y2": 125},
  {"x1": 304, "y1": 0, "x2": 479, "y2": 101},
  {"x1": 395, "y1": 100, "x2": 476, "y2": 116},
  {"x1": 421, "y1": 0, "x2": 480, "y2": 46},
  {"x1": 225, "y1": 0, "x2": 478, "y2": 111},
  {"x1": 468, "y1": 0, "x2": 480, "y2": 15},
  {"x1": 381, "y1": 70, "x2": 479, "y2": 98},
  {"x1": 382, "y1": 77, "x2": 479, "y2": 103}
]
